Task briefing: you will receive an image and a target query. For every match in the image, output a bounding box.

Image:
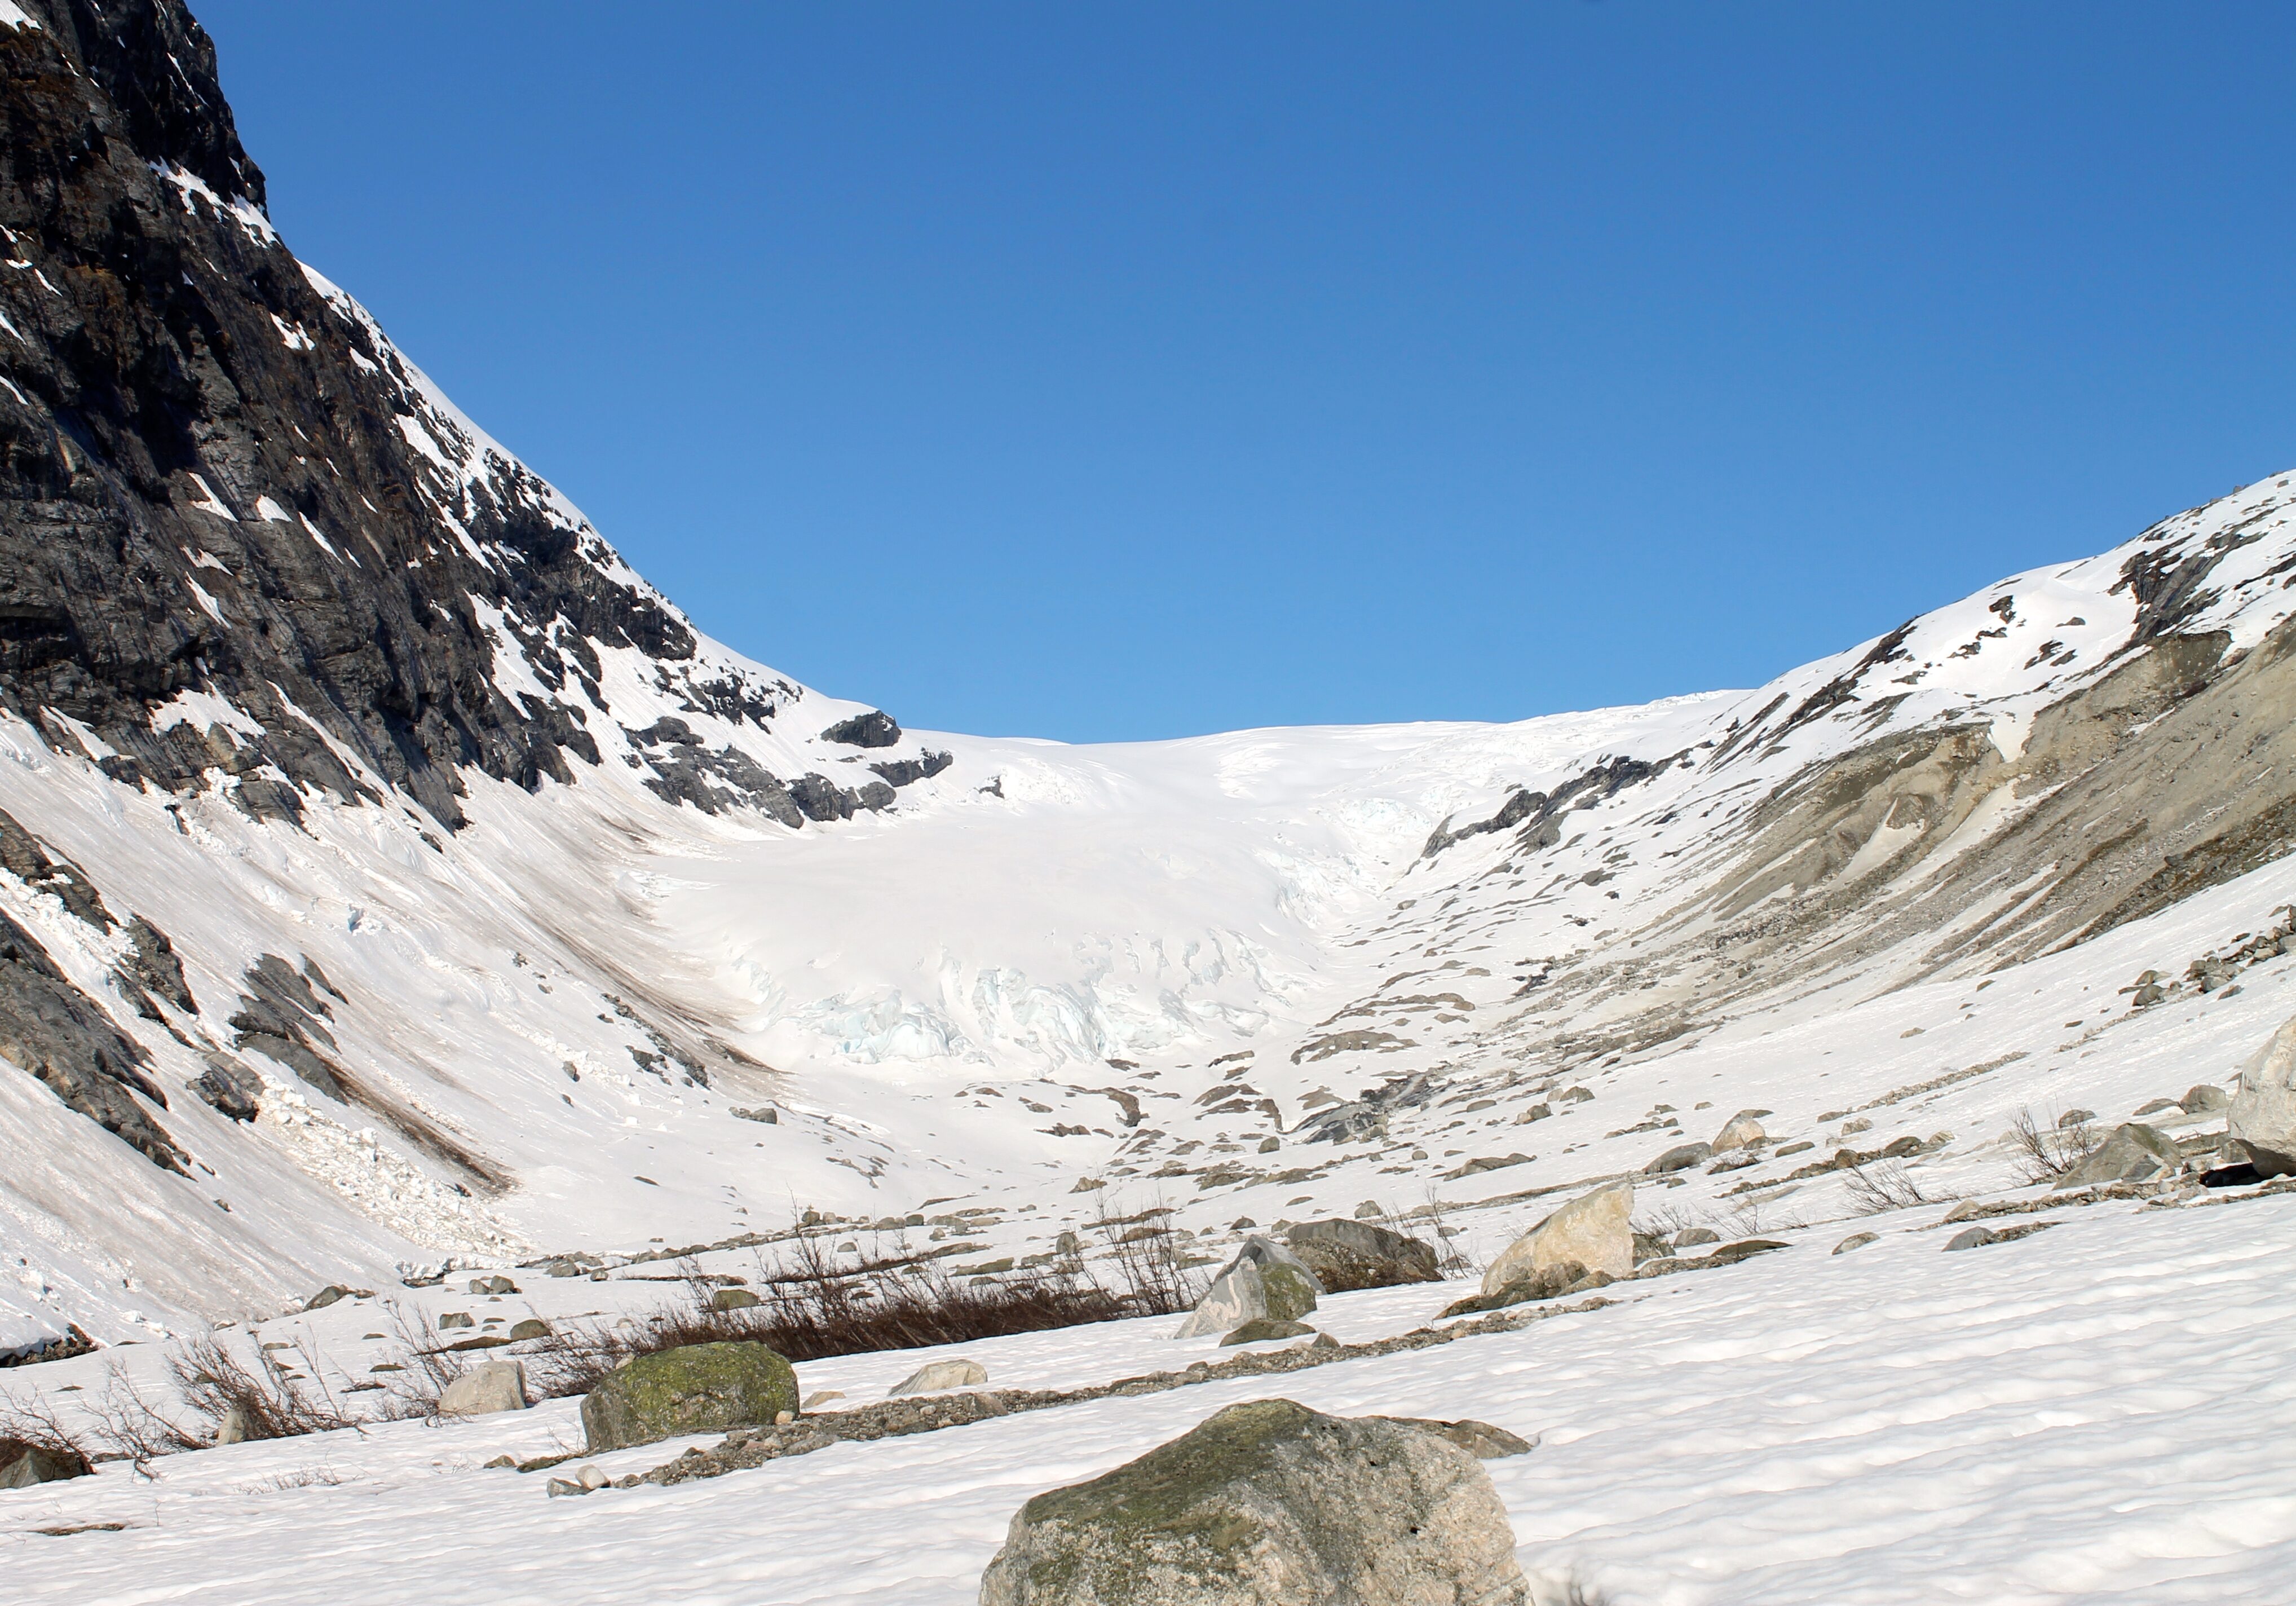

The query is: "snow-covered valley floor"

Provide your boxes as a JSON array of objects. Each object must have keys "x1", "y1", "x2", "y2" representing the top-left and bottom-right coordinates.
[{"x1": 9, "y1": 1176, "x2": 2295, "y2": 1605}]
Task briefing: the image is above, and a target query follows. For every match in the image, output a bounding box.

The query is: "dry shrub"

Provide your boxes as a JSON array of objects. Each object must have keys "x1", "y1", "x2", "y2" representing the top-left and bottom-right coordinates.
[
  {"x1": 374, "y1": 1298, "x2": 467, "y2": 1420},
  {"x1": 0, "y1": 1383, "x2": 96, "y2": 1468},
  {"x1": 523, "y1": 1221, "x2": 1204, "y2": 1398},
  {"x1": 80, "y1": 1360, "x2": 204, "y2": 1470},
  {"x1": 1843, "y1": 1160, "x2": 1933, "y2": 1215},
  {"x1": 167, "y1": 1335, "x2": 364, "y2": 1441},
  {"x1": 1089, "y1": 1198, "x2": 1204, "y2": 1315},
  {"x1": 2010, "y1": 1108, "x2": 2101, "y2": 1185}
]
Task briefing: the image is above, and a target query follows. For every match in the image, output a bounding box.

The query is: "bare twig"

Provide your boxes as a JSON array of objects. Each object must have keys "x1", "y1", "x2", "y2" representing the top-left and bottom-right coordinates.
[
  {"x1": 167, "y1": 1335, "x2": 364, "y2": 1441},
  {"x1": 1843, "y1": 1160, "x2": 1933, "y2": 1215},
  {"x1": 2008, "y1": 1108, "x2": 2101, "y2": 1186}
]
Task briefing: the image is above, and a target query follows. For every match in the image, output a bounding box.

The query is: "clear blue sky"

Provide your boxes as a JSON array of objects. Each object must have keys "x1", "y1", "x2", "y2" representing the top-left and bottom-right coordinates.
[{"x1": 195, "y1": 2, "x2": 2296, "y2": 743}]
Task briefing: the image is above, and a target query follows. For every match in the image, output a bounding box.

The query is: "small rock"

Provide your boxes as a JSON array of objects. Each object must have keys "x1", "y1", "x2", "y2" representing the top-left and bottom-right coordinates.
[
  {"x1": 2057, "y1": 1108, "x2": 2098, "y2": 1127},
  {"x1": 545, "y1": 1476, "x2": 586, "y2": 1498},
  {"x1": 483, "y1": 1454, "x2": 517, "y2": 1468},
  {"x1": 1706, "y1": 1238, "x2": 1787, "y2": 1265},
  {"x1": 889, "y1": 1358, "x2": 990, "y2": 1396},
  {"x1": 1218, "y1": 1318, "x2": 1315, "y2": 1346},
  {"x1": 1352, "y1": 1200, "x2": 1383, "y2": 1220},
  {"x1": 304, "y1": 1285, "x2": 352, "y2": 1312},
  {"x1": 467, "y1": 1275, "x2": 519, "y2": 1295},
  {"x1": 1832, "y1": 1232, "x2": 1879, "y2": 1255},
  {"x1": 439, "y1": 1360, "x2": 529, "y2": 1418},
  {"x1": 2131, "y1": 1098, "x2": 2179, "y2": 1117},
  {"x1": 2054, "y1": 1122, "x2": 2179, "y2": 1189},
  {"x1": 1672, "y1": 1225, "x2": 1720, "y2": 1246},
  {"x1": 709, "y1": 1287, "x2": 761, "y2": 1311},
  {"x1": 1070, "y1": 1177, "x2": 1106, "y2": 1193},
  {"x1": 1514, "y1": 1103, "x2": 1552, "y2": 1124},
  {"x1": 438, "y1": 1312, "x2": 474, "y2": 1330},
  {"x1": 1440, "y1": 1258, "x2": 1586, "y2": 1318},
  {"x1": 576, "y1": 1463, "x2": 609, "y2": 1490},
  {"x1": 509, "y1": 1318, "x2": 551, "y2": 1341},
  {"x1": 977, "y1": 1399, "x2": 1528, "y2": 1606},
  {"x1": 2183, "y1": 1083, "x2": 2229, "y2": 1114},
  {"x1": 1644, "y1": 1141, "x2": 1712, "y2": 1175},
  {"x1": 1774, "y1": 1140, "x2": 1814, "y2": 1157},
  {"x1": 1941, "y1": 1199, "x2": 1985, "y2": 1223},
  {"x1": 1839, "y1": 1118, "x2": 1873, "y2": 1136},
  {"x1": 800, "y1": 1390, "x2": 846, "y2": 1410},
  {"x1": 1711, "y1": 1112, "x2": 1767, "y2": 1151},
  {"x1": 1374, "y1": 1417, "x2": 1535, "y2": 1459},
  {"x1": 1945, "y1": 1226, "x2": 2000, "y2": 1251},
  {"x1": 213, "y1": 1404, "x2": 251, "y2": 1444},
  {"x1": 0, "y1": 1438, "x2": 93, "y2": 1488}
]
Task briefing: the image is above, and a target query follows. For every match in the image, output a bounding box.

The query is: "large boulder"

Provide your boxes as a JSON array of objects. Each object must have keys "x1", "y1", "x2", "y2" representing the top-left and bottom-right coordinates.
[
  {"x1": 978, "y1": 1398, "x2": 1528, "y2": 1605},
  {"x1": 580, "y1": 1341, "x2": 798, "y2": 1452},
  {"x1": 2229, "y1": 1016, "x2": 2296, "y2": 1176},
  {"x1": 1174, "y1": 1237, "x2": 1322, "y2": 1339},
  {"x1": 0, "y1": 1437, "x2": 92, "y2": 1490},
  {"x1": 1283, "y1": 1219, "x2": 1441, "y2": 1292},
  {"x1": 440, "y1": 1360, "x2": 529, "y2": 1418},
  {"x1": 1482, "y1": 1179, "x2": 1633, "y2": 1294},
  {"x1": 2055, "y1": 1122, "x2": 2179, "y2": 1188}
]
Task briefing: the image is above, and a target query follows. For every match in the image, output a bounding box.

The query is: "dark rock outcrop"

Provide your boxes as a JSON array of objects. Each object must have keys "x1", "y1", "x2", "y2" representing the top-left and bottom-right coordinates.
[
  {"x1": 822, "y1": 710, "x2": 900, "y2": 748},
  {"x1": 0, "y1": 906, "x2": 181, "y2": 1169},
  {"x1": 0, "y1": 0, "x2": 844, "y2": 834}
]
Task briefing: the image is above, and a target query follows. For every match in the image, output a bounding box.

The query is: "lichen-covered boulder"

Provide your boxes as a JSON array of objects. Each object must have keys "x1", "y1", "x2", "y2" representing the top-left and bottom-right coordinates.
[
  {"x1": 1481, "y1": 1179, "x2": 1633, "y2": 1294},
  {"x1": 0, "y1": 1437, "x2": 92, "y2": 1490},
  {"x1": 2229, "y1": 1015, "x2": 2296, "y2": 1176},
  {"x1": 580, "y1": 1341, "x2": 797, "y2": 1452},
  {"x1": 978, "y1": 1398, "x2": 1527, "y2": 1605},
  {"x1": 1173, "y1": 1237, "x2": 1321, "y2": 1339},
  {"x1": 1283, "y1": 1219, "x2": 1440, "y2": 1292}
]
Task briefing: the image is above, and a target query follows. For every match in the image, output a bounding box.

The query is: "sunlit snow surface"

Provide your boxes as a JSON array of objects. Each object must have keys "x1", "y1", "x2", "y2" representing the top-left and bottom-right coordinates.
[{"x1": 6, "y1": 1188, "x2": 2294, "y2": 1604}]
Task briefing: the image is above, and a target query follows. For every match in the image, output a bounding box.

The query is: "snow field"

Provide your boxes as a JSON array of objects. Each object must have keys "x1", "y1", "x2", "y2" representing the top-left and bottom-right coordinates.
[{"x1": 7, "y1": 1183, "x2": 2295, "y2": 1604}]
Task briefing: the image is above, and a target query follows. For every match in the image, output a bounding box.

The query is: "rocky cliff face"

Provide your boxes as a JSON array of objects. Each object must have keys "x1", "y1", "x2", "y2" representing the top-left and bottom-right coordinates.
[
  {"x1": 0, "y1": 0, "x2": 950, "y2": 1183},
  {"x1": 0, "y1": 0, "x2": 929, "y2": 833}
]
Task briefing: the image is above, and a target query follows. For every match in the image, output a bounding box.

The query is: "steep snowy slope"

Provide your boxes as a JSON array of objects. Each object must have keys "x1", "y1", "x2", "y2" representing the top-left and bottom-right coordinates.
[{"x1": 6, "y1": 0, "x2": 2296, "y2": 1375}]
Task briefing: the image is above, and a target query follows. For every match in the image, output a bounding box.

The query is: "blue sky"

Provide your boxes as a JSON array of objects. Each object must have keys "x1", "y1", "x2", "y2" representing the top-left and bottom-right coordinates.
[{"x1": 196, "y1": 2, "x2": 2296, "y2": 742}]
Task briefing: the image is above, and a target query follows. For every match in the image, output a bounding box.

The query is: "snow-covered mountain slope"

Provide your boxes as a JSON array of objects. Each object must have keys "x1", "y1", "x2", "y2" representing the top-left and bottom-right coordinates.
[{"x1": 7, "y1": 0, "x2": 2296, "y2": 1377}]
